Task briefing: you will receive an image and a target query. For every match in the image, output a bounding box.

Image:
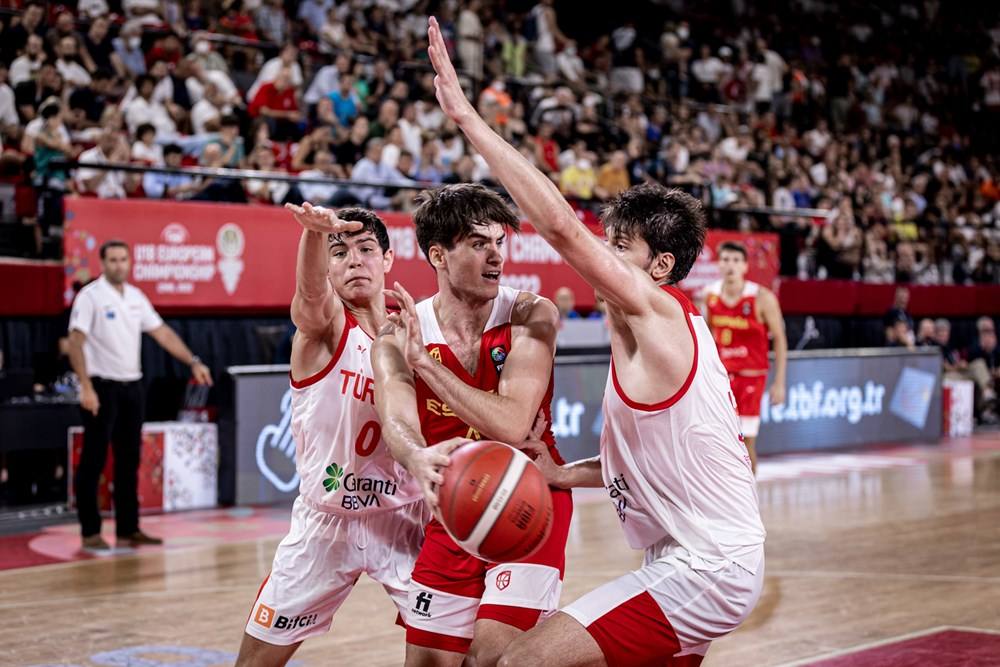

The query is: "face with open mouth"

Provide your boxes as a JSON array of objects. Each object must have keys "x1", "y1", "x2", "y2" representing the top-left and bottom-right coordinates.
[{"x1": 329, "y1": 231, "x2": 394, "y2": 303}]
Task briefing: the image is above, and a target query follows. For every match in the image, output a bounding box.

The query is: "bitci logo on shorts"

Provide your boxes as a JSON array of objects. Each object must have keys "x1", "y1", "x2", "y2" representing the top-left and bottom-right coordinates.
[{"x1": 253, "y1": 603, "x2": 318, "y2": 632}]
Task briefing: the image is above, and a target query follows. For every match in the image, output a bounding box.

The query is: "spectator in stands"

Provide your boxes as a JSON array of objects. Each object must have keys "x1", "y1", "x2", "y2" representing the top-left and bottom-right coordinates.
[
  {"x1": 595, "y1": 150, "x2": 630, "y2": 200},
  {"x1": 915, "y1": 319, "x2": 936, "y2": 347},
  {"x1": 554, "y1": 286, "x2": 581, "y2": 319},
  {"x1": 297, "y1": 149, "x2": 343, "y2": 205},
  {"x1": 883, "y1": 287, "x2": 913, "y2": 342},
  {"x1": 244, "y1": 143, "x2": 302, "y2": 205},
  {"x1": 413, "y1": 140, "x2": 445, "y2": 184},
  {"x1": 81, "y1": 16, "x2": 124, "y2": 80},
  {"x1": 32, "y1": 102, "x2": 72, "y2": 191},
  {"x1": 248, "y1": 43, "x2": 303, "y2": 101},
  {"x1": 933, "y1": 318, "x2": 965, "y2": 374},
  {"x1": 968, "y1": 317, "x2": 999, "y2": 424},
  {"x1": 249, "y1": 67, "x2": 303, "y2": 141},
  {"x1": 4, "y1": 1, "x2": 46, "y2": 64},
  {"x1": 348, "y1": 138, "x2": 412, "y2": 209},
  {"x1": 124, "y1": 74, "x2": 176, "y2": 138},
  {"x1": 529, "y1": 0, "x2": 567, "y2": 80},
  {"x1": 329, "y1": 74, "x2": 361, "y2": 127},
  {"x1": 54, "y1": 36, "x2": 92, "y2": 91},
  {"x1": 112, "y1": 21, "x2": 146, "y2": 77},
  {"x1": 142, "y1": 144, "x2": 199, "y2": 199},
  {"x1": 0, "y1": 64, "x2": 17, "y2": 139},
  {"x1": 10, "y1": 34, "x2": 46, "y2": 87},
  {"x1": 255, "y1": 0, "x2": 289, "y2": 45},
  {"x1": 206, "y1": 114, "x2": 245, "y2": 168},
  {"x1": 560, "y1": 155, "x2": 596, "y2": 200},
  {"x1": 131, "y1": 123, "x2": 163, "y2": 165},
  {"x1": 75, "y1": 128, "x2": 134, "y2": 199}
]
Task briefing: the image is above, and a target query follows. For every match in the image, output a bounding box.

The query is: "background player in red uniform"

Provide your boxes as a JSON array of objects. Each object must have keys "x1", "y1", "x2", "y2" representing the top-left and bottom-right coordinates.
[
  {"x1": 372, "y1": 184, "x2": 572, "y2": 667},
  {"x1": 699, "y1": 241, "x2": 787, "y2": 472}
]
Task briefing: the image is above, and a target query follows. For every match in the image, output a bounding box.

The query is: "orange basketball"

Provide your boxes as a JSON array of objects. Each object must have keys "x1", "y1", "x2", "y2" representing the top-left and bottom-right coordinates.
[{"x1": 437, "y1": 440, "x2": 554, "y2": 563}]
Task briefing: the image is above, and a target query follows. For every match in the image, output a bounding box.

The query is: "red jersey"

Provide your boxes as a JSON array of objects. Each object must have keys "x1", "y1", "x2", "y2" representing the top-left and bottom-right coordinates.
[
  {"x1": 413, "y1": 286, "x2": 564, "y2": 465},
  {"x1": 704, "y1": 280, "x2": 769, "y2": 374}
]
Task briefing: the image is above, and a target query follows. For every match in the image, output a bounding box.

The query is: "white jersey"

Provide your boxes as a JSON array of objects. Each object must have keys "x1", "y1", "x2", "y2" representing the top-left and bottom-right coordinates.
[
  {"x1": 600, "y1": 285, "x2": 766, "y2": 573},
  {"x1": 290, "y1": 311, "x2": 421, "y2": 513}
]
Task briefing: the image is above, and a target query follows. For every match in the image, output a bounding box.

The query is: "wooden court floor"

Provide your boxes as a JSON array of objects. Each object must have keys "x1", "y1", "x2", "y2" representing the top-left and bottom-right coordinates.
[{"x1": 1, "y1": 434, "x2": 999, "y2": 666}]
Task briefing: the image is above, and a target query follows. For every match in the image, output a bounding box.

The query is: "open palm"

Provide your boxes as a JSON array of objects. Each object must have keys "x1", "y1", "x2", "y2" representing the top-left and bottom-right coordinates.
[
  {"x1": 285, "y1": 202, "x2": 363, "y2": 235},
  {"x1": 427, "y1": 17, "x2": 475, "y2": 125}
]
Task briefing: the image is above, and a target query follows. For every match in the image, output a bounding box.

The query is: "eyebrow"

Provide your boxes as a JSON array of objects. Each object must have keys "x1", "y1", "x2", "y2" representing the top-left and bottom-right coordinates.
[{"x1": 467, "y1": 232, "x2": 506, "y2": 243}]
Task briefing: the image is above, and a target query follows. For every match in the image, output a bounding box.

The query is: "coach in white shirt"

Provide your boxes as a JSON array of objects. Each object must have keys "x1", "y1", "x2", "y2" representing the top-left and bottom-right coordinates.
[{"x1": 67, "y1": 240, "x2": 212, "y2": 552}]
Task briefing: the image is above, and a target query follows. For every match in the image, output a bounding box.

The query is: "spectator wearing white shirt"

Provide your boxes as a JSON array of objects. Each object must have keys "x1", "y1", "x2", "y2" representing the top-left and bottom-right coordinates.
[
  {"x1": 692, "y1": 44, "x2": 725, "y2": 101},
  {"x1": 75, "y1": 129, "x2": 134, "y2": 199},
  {"x1": 0, "y1": 64, "x2": 18, "y2": 135},
  {"x1": 131, "y1": 123, "x2": 164, "y2": 165},
  {"x1": 398, "y1": 102, "x2": 423, "y2": 156},
  {"x1": 9, "y1": 34, "x2": 46, "y2": 87},
  {"x1": 55, "y1": 35, "x2": 92, "y2": 91},
  {"x1": 190, "y1": 81, "x2": 229, "y2": 134},
  {"x1": 247, "y1": 43, "x2": 304, "y2": 102},
  {"x1": 123, "y1": 74, "x2": 178, "y2": 137},
  {"x1": 68, "y1": 239, "x2": 211, "y2": 552},
  {"x1": 297, "y1": 149, "x2": 342, "y2": 204},
  {"x1": 457, "y1": 1, "x2": 484, "y2": 83}
]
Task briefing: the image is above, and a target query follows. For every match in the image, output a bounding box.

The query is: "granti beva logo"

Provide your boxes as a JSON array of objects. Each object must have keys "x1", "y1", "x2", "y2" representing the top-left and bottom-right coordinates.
[{"x1": 323, "y1": 462, "x2": 345, "y2": 491}]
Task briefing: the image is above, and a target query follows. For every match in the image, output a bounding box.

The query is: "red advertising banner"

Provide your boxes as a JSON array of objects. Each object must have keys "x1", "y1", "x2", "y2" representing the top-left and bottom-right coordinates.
[{"x1": 64, "y1": 199, "x2": 778, "y2": 311}]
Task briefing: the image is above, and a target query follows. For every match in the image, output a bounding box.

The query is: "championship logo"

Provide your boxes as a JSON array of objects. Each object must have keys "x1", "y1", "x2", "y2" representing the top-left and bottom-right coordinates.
[
  {"x1": 217, "y1": 223, "x2": 245, "y2": 295},
  {"x1": 490, "y1": 345, "x2": 507, "y2": 373}
]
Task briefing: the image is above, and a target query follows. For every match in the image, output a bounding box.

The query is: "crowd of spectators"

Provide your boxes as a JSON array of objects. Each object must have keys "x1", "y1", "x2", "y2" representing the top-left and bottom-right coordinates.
[{"x1": 0, "y1": 0, "x2": 997, "y2": 284}]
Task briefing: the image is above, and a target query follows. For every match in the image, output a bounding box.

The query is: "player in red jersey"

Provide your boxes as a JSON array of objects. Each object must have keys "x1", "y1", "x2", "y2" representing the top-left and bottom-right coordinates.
[
  {"x1": 698, "y1": 241, "x2": 787, "y2": 472},
  {"x1": 372, "y1": 183, "x2": 572, "y2": 667},
  {"x1": 423, "y1": 18, "x2": 764, "y2": 666}
]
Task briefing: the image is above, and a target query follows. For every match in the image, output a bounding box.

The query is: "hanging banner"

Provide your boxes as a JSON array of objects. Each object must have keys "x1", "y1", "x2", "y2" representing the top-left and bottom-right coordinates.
[{"x1": 64, "y1": 198, "x2": 778, "y2": 310}]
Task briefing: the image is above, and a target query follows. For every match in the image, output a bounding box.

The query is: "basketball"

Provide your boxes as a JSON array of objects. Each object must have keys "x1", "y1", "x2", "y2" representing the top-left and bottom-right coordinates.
[{"x1": 437, "y1": 440, "x2": 554, "y2": 562}]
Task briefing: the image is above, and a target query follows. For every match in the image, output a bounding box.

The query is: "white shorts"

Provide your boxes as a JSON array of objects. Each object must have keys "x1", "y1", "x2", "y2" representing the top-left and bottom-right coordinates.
[
  {"x1": 245, "y1": 496, "x2": 432, "y2": 646},
  {"x1": 562, "y1": 542, "x2": 764, "y2": 666}
]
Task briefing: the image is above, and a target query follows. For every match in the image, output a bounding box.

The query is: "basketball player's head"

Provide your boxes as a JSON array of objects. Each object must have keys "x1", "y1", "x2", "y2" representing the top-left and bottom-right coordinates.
[
  {"x1": 327, "y1": 208, "x2": 393, "y2": 305},
  {"x1": 601, "y1": 184, "x2": 706, "y2": 285},
  {"x1": 717, "y1": 241, "x2": 749, "y2": 283},
  {"x1": 99, "y1": 239, "x2": 131, "y2": 285},
  {"x1": 413, "y1": 183, "x2": 520, "y2": 301}
]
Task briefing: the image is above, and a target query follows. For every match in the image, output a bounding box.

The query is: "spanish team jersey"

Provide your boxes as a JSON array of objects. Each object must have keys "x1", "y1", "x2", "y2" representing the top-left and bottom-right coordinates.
[
  {"x1": 290, "y1": 310, "x2": 421, "y2": 514},
  {"x1": 601, "y1": 285, "x2": 765, "y2": 573},
  {"x1": 413, "y1": 286, "x2": 564, "y2": 465},
  {"x1": 704, "y1": 280, "x2": 770, "y2": 374}
]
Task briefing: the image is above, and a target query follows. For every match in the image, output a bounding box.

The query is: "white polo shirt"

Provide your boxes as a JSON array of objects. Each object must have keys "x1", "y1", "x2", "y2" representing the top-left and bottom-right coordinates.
[{"x1": 68, "y1": 275, "x2": 164, "y2": 382}]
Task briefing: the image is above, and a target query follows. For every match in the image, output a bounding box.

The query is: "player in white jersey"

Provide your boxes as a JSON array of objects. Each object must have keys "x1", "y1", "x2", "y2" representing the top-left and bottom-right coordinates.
[
  {"x1": 425, "y1": 18, "x2": 765, "y2": 666},
  {"x1": 235, "y1": 204, "x2": 426, "y2": 666}
]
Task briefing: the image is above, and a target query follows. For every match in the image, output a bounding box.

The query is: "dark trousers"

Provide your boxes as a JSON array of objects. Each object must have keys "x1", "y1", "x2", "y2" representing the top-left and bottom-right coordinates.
[{"x1": 76, "y1": 378, "x2": 144, "y2": 538}]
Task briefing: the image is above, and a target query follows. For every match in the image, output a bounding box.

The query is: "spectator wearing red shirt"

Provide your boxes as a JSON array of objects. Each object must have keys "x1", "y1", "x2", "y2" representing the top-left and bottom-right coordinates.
[
  {"x1": 249, "y1": 67, "x2": 302, "y2": 141},
  {"x1": 533, "y1": 121, "x2": 559, "y2": 174}
]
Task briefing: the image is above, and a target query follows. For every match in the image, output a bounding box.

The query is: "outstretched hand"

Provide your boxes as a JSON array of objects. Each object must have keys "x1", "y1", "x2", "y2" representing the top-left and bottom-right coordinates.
[
  {"x1": 285, "y1": 202, "x2": 364, "y2": 235},
  {"x1": 385, "y1": 281, "x2": 431, "y2": 372},
  {"x1": 427, "y1": 16, "x2": 476, "y2": 125}
]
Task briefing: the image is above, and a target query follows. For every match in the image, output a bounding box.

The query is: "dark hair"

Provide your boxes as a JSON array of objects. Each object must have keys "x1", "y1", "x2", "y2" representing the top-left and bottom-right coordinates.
[
  {"x1": 718, "y1": 240, "x2": 748, "y2": 260},
  {"x1": 220, "y1": 113, "x2": 240, "y2": 128},
  {"x1": 136, "y1": 123, "x2": 156, "y2": 139},
  {"x1": 330, "y1": 208, "x2": 390, "y2": 253},
  {"x1": 40, "y1": 102, "x2": 61, "y2": 119},
  {"x1": 135, "y1": 74, "x2": 155, "y2": 90},
  {"x1": 601, "y1": 184, "x2": 706, "y2": 284},
  {"x1": 412, "y1": 183, "x2": 520, "y2": 259},
  {"x1": 100, "y1": 239, "x2": 129, "y2": 259},
  {"x1": 92, "y1": 67, "x2": 113, "y2": 81},
  {"x1": 163, "y1": 143, "x2": 183, "y2": 157}
]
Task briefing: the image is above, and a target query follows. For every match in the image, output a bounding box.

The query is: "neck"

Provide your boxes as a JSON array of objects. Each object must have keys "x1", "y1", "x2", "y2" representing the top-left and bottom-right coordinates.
[
  {"x1": 343, "y1": 294, "x2": 388, "y2": 336},
  {"x1": 434, "y1": 281, "x2": 494, "y2": 338},
  {"x1": 722, "y1": 277, "x2": 744, "y2": 294},
  {"x1": 104, "y1": 275, "x2": 125, "y2": 293}
]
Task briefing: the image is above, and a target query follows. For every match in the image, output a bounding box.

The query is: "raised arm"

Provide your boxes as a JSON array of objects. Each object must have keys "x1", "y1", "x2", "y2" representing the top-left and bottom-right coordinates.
[
  {"x1": 389, "y1": 282, "x2": 558, "y2": 444},
  {"x1": 287, "y1": 203, "x2": 362, "y2": 338},
  {"x1": 372, "y1": 325, "x2": 465, "y2": 511},
  {"x1": 758, "y1": 287, "x2": 787, "y2": 406},
  {"x1": 426, "y1": 17, "x2": 656, "y2": 316}
]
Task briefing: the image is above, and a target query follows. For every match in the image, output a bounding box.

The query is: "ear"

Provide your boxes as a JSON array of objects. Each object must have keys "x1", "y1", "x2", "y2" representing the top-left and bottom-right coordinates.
[
  {"x1": 382, "y1": 248, "x2": 395, "y2": 274},
  {"x1": 650, "y1": 251, "x2": 675, "y2": 283},
  {"x1": 428, "y1": 245, "x2": 445, "y2": 269}
]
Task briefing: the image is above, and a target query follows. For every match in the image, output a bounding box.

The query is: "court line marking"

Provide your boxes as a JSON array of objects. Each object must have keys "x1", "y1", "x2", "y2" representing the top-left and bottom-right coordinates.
[
  {"x1": 772, "y1": 625, "x2": 1000, "y2": 666},
  {"x1": 767, "y1": 569, "x2": 1000, "y2": 585},
  {"x1": 0, "y1": 582, "x2": 274, "y2": 610}
]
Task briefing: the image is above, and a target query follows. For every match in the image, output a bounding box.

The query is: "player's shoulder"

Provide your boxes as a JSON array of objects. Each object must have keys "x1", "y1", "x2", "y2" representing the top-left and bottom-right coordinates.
[{"x1": 511, "y1": 290, "x2": 559, "y2": 326}]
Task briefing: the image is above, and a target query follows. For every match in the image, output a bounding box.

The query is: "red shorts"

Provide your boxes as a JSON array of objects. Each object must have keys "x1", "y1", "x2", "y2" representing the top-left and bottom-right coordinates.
[
  {"x1": 406, "y1": 487, "x2": 573, "y2": 653},
  {"x1": 729, "y1": 373, "x2": 767, "y2": 418}
]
